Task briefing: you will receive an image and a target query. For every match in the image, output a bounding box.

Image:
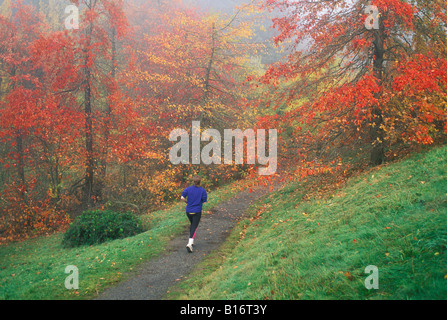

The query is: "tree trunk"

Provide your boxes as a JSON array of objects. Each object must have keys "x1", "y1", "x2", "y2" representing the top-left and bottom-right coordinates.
[
  {"x1": 370, "y1": 27, "x2": 386, "y2": 166},
  {"x1": 15, "y1": 133, "x2": 27, "y2": 203},
  {"x1": 83, "y1": 18, "x2": 95, "y2": 208},
  {"x1": 201, "y1": 22, "x2": 216, "y2": 111},
  {"x1": 98, "y1": 27, "x2": 117, "y2": 202},
  {"x1": 84, "y1": 64, "x2": 95, "y2": 207}
]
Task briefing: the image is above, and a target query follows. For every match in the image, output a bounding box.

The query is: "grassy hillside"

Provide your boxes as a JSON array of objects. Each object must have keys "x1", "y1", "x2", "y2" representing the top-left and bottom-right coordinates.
[{"x1": 170, "y1": 146, "x2": 447, "y2": 300}]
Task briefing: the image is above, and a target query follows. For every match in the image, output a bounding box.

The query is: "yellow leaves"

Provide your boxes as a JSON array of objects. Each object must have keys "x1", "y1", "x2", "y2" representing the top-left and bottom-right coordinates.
[
  {"x1": 135, "y1": 69, "x2": 176, "y2": 86},
  {"x1": 143, "y1": 151, "x2": 164, "y2": 161}
]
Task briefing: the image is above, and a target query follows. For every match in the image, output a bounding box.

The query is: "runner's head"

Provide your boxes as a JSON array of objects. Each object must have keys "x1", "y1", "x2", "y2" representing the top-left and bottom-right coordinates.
[{"x1": 193, "y1": 175, "x2": 201, "y2": 187}]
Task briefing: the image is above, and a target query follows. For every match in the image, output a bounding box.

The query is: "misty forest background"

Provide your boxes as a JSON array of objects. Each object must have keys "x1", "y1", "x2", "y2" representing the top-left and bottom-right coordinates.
[
  {"x1": 0, "y1": 0, "x2": 287, "y2": 243},
  {"x1": 0, "y1": 0, "x2": 446, "y2": 244}
]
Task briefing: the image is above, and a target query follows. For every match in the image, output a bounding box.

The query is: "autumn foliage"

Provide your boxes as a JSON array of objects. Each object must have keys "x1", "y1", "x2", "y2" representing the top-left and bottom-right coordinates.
[
  {"x1": 0, "y1": 0, "x2": 264, "y2": 243},
  {"x1": 254, "y1": 0, "x2": 447, "y2": 178},
  {"x1": 0, "y1": 0, "x2": 446, "y2": 243}
]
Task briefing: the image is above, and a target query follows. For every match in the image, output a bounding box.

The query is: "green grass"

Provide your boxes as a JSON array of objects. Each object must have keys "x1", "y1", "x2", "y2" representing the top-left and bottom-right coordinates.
[
  {"x1": 168, "y1": 146, "x2": 447, "y2": 300},
  {"x1": 0, "y1": 180, "x2": 245, "y2": 300}
]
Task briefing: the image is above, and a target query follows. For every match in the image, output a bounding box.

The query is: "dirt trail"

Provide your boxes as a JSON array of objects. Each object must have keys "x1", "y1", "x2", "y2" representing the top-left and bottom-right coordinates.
[{"x1": 96, "y1": 185, "x2": 278, "y2": 300}]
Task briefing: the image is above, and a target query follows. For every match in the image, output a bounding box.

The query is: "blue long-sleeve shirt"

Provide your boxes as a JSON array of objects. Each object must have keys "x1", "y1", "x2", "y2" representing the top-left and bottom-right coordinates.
[{"x1": 182, "y1": 186, "x2": 208, "y2": 214}]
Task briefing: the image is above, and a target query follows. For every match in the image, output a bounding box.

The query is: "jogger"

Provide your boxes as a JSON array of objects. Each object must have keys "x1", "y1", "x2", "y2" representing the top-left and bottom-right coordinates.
[
  {"x1": 186, "y1": 212, "x2": 202, "y2": 241},
  {"x1": 181, "y1": 176, "x2": 208, "y2": 253}
]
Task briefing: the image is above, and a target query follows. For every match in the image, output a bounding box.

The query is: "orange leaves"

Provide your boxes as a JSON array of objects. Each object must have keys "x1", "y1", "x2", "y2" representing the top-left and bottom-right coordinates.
[
  {"x1": 344, "y1": 271, "x2": 354, "y2": 281},
  {"x1": 259, "y1": 0, "x2": 447, "y2": 176},
  {"x1": 394, "y1": 54, "x2": 447, "y2": 96},
  {"x1": 250, "y1": 204, "x2": 270, "y2": 223},
  {"x1": 391, "y1": 53, "x2": 447, "y2": 146},
  {"x1": 0, "y1": 186, "x2": 71, "y2": 244},
  {"x1": 294, "y1": 162, "x2": 339, "y2": 180},
  {"x1": 373, "y1": 0, "x2": 416, "y2": 28}
]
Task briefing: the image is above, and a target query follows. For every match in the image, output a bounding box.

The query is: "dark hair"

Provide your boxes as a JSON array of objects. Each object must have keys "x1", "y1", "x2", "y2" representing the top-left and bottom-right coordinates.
[{"x1": 193, "y1": 176, "x2": 201, "y2": 186}]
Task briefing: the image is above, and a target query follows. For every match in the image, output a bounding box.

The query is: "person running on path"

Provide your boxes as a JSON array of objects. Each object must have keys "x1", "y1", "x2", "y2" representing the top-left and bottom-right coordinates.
[{"x1": 181, "y1": 176, "x2": 208, "y2": 253}]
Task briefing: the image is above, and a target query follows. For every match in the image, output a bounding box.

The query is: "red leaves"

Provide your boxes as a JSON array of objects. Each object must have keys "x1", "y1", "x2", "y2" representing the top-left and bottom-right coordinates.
[
  {"x1": 259, "y1": 0, "x2": 447, "y2": 179},
  {"x1": 394, "y1": 54, "x2": 447, "y2": 95},
  {"x1": 372, "y1": 0, "x2": 415, "y2": 28}
]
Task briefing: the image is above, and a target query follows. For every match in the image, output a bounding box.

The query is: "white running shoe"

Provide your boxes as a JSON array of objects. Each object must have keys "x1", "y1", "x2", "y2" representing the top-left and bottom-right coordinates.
[{"x1": 186, "y1": 244, "x2": 193, "y2": 253}]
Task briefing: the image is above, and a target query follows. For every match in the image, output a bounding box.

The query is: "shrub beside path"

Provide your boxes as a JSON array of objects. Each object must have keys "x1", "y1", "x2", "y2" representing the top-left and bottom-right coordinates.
[{"x1": 96, "y1": 184, "x2": 280, "y2": 300}]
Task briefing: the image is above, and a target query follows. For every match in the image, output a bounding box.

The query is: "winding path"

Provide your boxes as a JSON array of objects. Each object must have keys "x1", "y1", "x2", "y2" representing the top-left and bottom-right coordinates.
[{"x1": 96, "y1": 185, "x2": 277, "y2": 300}]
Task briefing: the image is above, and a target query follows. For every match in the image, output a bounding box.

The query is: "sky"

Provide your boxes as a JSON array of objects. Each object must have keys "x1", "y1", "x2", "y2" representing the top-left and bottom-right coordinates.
[{"x1": 185, "y1": 0, "x2": 250, "y2": 14}]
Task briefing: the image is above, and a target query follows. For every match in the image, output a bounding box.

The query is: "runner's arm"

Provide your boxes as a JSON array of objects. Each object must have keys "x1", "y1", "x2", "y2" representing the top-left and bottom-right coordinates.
[{"x1": 181, "y1": 189, "x2": 188, "y2": 203}]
